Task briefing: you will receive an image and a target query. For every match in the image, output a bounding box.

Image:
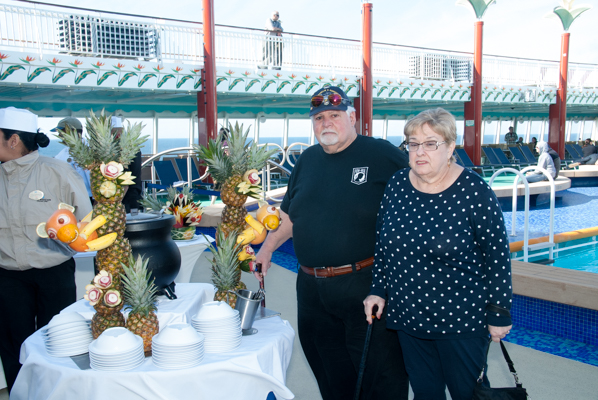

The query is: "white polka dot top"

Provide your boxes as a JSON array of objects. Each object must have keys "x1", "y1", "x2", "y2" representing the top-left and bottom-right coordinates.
[{"x1": 370, "y1": 168, "x2": 513, "y2": 340}]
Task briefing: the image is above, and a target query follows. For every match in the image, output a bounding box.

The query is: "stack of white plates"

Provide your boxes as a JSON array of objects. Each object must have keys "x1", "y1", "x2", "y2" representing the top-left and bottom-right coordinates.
[
  {"x1": 152, "y1": 323, "x2": 205, "y2": 370},
  {"x1": 88, "y1": 327, "x2": 145, "y2": 371},
  {"x1": 43, "y1": 312, "x2": 93, "y2": 357},
  {"x1": 191, "y1": 301, "x2": 242, "y2": 353}
]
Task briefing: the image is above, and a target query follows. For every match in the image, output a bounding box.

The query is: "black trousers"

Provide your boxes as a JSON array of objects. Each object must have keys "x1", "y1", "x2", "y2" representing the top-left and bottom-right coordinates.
[
  {"x1": 398, "y1": 331, "x2": 490, "y2": 400},
  {"x1": 297, "y1": 266, "x2": 409, "y2": 400},
  {"x1": 0, "y1": 258, "x2": 76, "y2": 393}
]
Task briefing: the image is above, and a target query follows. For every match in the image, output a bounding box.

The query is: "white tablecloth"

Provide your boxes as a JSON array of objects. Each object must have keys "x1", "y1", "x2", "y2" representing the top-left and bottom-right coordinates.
[
  {"x1": 73, "y1": 235, "x2": 213, "y2": 299},
  {"x1": 12, "y1": 284, "x2": 295, "y2": 400}
]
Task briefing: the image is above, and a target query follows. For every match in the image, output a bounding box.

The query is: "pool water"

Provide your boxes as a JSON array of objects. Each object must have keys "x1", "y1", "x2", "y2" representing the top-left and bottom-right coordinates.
[{"x1": 548, "y1": 243, "x2": 598, "y2": 273}]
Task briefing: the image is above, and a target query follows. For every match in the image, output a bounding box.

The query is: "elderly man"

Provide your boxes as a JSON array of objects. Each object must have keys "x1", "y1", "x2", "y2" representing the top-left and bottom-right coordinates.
[
  {"x1": 504, "y1": 126, "x2": 518, "y2": 145},
  {"x1": 259, "y1": 11, "x2": 283, "y2": 70},
  {"x1": 255, "y1": 87, "x2": 409, "y2": 400},
  {"x1": 52, "y1": 117, "x2": 93, "y2": 203}
]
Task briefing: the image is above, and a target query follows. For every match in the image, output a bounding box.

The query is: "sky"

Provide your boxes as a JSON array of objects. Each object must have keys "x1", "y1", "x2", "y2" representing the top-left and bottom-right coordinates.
[{"x1": 10, "y1": 0, "x2": 597, "y2": 64}]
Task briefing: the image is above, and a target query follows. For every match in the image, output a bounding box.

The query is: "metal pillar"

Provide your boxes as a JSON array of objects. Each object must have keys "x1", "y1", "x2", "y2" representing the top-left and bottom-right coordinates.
[
  {"x1": 360, "y1": 2, "x2": 373, "y2": 137},
  {"x1": 202, "y1": 0, "x2": 217, "y2": 142},
  {"x1": 548, "y1": 33, "x2": 570, "y2": 159},
  {"x1": 463, "y1": 21, "x2": 483, "y2": 165}
]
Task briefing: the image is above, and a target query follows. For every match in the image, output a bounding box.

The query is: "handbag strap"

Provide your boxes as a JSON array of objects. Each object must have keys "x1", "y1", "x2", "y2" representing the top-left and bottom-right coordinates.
[{"x1": 478, "y1": 338, "x2": 523, "y2": 387}]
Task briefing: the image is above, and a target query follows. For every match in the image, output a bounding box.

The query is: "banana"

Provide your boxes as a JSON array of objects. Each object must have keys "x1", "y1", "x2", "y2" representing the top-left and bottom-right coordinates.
[
  {"x1": 236, "y1": 227, "x2": 256, "y2": 246},
  {"x1": 81, "y1": 210, "x2": 93, "y2": 223},
  {"x1": 80, "y1": 215, "x2": 107, "y2": 239},
  {"x1": 245, "y1": 214, "x2": 265, "y2": 235},
  {"x1": 85, "y1": 232, "x2": 118, "y2": 251}
]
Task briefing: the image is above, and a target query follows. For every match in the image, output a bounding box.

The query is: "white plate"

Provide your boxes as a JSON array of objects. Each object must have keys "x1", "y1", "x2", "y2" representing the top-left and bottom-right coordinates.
[
  {"x1": 44, "y1": 321, "x2": 91, "y2": 335},
  {"x1": 47, "y1": 312, "x2": 87, "y2": 328},
  {"x1": 45, "y1": 333, "x2": 93, "y2": 344},
  {"x1": 90, "y1": 347, "x2": 144, "y2": 361},
  {"x1": 47, "y1": 344, "x2": 90, "y2": 357},
  {"x1": 90, "y1": 357, "x2": 144, "y2": 372},
  {"x1": 90, "y1": 352, "x2": 145, "y2": 366},
  {"x1": 45, "y1": 328, "x2": 92, "y2": 341},
  {"x1": 89, "y1": 333, "x2": 143, "y2": 356}
]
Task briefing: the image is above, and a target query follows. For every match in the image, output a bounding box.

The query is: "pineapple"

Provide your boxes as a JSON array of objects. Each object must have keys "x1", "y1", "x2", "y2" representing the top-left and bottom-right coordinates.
[
  {"x1": 121, "y1": 255, "x2": 159, "y2": 356},
  {"x1": 204, "y1": 227, "x2": 247, "y2": 309},
  {"x1": 195, "y1": 122, "x2": 277, "y2": 236},
  {"x1": 59, "y1": 110, "x2": 148, "y2": 336}
]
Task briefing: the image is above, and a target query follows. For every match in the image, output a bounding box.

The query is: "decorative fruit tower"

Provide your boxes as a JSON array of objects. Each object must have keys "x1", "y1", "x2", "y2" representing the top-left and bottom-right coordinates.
[
  {"x1": 121, "y1": 254, "x2": 159, "y2": 355},
  {"x1": 195, "y1": 123, "x2": 277, "y2": 307},
  {"x1": 59, "y1": 110, "x2": 147, "y2": 338}
]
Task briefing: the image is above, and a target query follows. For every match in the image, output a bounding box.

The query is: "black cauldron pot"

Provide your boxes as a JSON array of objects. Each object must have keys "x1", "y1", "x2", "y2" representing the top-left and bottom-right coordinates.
[{"x1": 124, "y1": 212, "x2": 181, "y2": 299}]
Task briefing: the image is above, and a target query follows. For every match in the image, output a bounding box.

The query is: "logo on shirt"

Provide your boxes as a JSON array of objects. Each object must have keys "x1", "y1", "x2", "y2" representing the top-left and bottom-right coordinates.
[{"x1": 351, "y1": 167, "x2": 368, "y2": 185}]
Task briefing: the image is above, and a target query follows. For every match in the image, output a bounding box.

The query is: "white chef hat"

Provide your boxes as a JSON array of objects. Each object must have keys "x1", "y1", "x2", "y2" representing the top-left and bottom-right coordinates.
[{"x1": 0, "y1": 107, "x2": 38, "y2": 134}]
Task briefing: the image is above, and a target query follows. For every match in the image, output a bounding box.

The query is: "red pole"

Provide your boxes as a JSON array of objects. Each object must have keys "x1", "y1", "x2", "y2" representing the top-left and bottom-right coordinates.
[
  {"x1": 463, "y1": 21, "x2": 483, "y2": 165},
  {"x1": 202, "y1": 0, "x2": 217, "y2": 141},
  {"x1": 548, "y1": 33, "x2": 569, "y2": 159},
  {"x1": 360, "y1": 2, "x2": 373, "y2": 137}
]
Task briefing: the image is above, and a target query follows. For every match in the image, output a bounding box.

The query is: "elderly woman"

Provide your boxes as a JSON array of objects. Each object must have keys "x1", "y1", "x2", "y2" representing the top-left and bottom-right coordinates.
[
  {"x1": 0, "y1": 107, "x2": 92, "y2": 392},
  {"x1": 364, "y1": 108, "x2": 512, "y2": 400},
  {"x1": 526, "y1": 141, "x2": 559, "y2": 182}
]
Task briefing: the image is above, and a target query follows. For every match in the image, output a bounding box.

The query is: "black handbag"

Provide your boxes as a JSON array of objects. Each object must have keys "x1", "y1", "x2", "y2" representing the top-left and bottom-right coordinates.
[{"x1": 472, "y1": 339, "x2": 528, "y2": 400}]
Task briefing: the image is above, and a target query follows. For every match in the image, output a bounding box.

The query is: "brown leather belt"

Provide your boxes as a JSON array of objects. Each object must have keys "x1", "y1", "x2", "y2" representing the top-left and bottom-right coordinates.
[{"x1": 300, "y1": 257, "x2": 374, "y2": 278}]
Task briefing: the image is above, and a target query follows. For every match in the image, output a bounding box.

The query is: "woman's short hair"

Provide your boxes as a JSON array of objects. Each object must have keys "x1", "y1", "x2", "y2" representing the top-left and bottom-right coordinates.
[
  {"x1": 404, "y1": 108, "x2": 457, "y2": 144},
  {"x1": 1, "y1": 128, "x2": 50, "y2": 152}
]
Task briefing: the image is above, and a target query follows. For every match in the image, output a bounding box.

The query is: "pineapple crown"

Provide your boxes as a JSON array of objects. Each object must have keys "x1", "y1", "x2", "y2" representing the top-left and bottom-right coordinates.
[
  {"x1": 58, "y1": 110, "x2": 149, "y2": 169},
  {"x1": 194, "y1": 122, "x2": 278, "y2": 184},
  {"x1": 120, "y1": 254, "x2": 158, "y2": 315},
  {"x1": 203, "y1": 227, "x2": 242, "y2": 290}
]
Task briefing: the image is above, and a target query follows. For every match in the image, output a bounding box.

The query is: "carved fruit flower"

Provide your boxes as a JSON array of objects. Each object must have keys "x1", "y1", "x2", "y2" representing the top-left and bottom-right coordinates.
[
  {"x1": 84, "y1": 285, "x2": 102, "y2": 306},
  {"x1": 100, "y1": 181, "x2": 117, "y2": 198},
  {"x1": 94, "y1": 270, "x2": 113, "y2": 289},
  {"x1": 100, "y1": 161, "x2": 124, "y2": 179},
  {"x1": 103, "y1": 290, "x2": 122, "y2": 307},
  {"x1": 243, "y1": 169, "x2": 260, "y2": 185}
]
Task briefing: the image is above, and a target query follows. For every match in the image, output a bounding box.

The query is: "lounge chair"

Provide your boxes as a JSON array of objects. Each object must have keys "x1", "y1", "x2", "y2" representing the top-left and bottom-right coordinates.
[
  {"x1": 482, "y1": 147, "x2": 515, "y2": 169},
  {"x1": 508, "y1": 147, "x2": 535, "y2": 167},
  {"x1": 520, "y1": 146, "x2": 538, "y2": 163},
  {"x1": 454, "y1": 148, "x2": 494, "y2": 176}
]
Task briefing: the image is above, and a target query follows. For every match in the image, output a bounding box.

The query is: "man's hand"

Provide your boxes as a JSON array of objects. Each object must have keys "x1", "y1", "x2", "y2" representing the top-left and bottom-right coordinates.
[
  {"x1": 488, "y1": 324, "x2": 512, "y2": 343},
  {"x1": 363, "y1": 295, "x2": 385, "y2": 325},
  {"x1": 254, "y1": 249, "x2": 272, "y2": 282}
]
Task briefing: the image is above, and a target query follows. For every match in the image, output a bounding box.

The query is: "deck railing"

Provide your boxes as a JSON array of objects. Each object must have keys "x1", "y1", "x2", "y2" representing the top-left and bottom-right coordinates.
[{"x1": 1, "y1": 1, "x2": 597, "y2": 88}]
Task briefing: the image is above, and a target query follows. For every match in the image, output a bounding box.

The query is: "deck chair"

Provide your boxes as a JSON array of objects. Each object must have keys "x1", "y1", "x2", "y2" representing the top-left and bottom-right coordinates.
[
  {"x1": 482, "y1": 147, "x2": 514, "y2": 169},
  {"x1": 573, "y1": 144, "x2": 584, "y2": 157},
  {"x1": 175, "y1": 157, "x2": 201, "y2": 183},
  {"x1": 454, "y1": 148, "x2": 494, "y2": 176},
  {"x1": 149, "y1": 159, "x2": 184, "y2": 189},
  {"x1": 508, "y1": 147, "x2": 535, "y2": 167},
  {"x1": 493, "y1": 148, "x2": 523, "y2": 169},
  {"x1": 565, "y1": 144, "x2": 582, "y2": 159},
  {"x1": 520, "y1": 146, "x2": 538, "y2": 163}
]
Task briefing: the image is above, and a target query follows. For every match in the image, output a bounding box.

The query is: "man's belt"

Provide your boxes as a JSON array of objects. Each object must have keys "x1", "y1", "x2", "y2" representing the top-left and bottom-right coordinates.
[{"x1": 300, "y1": 257, "x2": 374, "y2": 278}]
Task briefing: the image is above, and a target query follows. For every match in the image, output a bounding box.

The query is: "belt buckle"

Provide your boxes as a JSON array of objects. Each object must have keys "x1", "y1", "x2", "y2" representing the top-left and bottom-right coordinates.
[{"x1": 313, "y1": 266, "x2": 328, "y2": 278}]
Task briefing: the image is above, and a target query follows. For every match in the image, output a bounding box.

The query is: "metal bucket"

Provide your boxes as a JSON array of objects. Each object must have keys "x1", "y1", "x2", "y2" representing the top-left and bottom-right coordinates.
[{"x1": 234, "y1": 289, "x2": 261, "y2": 331}]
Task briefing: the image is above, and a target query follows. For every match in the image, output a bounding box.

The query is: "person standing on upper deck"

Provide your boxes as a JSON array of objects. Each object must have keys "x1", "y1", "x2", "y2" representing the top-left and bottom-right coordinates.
[
  {"x1": 254, "y1": 87, "x2": 409, "y2": 400},
  {"x1": 258, "y1": 11, "x2": 283, "y2": 70},
  {"x1": 504, "y1": 127, "x2": 518, "y2": 145}
]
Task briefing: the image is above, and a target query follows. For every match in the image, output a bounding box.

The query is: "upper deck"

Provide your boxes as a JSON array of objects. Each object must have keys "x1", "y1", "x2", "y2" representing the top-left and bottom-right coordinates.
[{"x1": 0, "y1": 1, "x2": 596, "y2": 121}]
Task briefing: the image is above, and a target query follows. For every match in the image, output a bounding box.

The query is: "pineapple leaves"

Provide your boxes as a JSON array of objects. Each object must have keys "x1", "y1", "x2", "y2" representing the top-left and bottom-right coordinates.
[
  {"x1": 120, "y1": 254, "x2": 158, "y2": 315},
  {"x1": 193, "y1": 121, "x2": 278, "y2": 185}
]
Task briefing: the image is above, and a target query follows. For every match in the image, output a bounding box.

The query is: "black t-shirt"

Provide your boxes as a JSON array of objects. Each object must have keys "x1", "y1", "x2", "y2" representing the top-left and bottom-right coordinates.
[
  {"x1": 281, "y1": 135, "x2": 409, "y2": 267},
  {"x1": 122, "y1": 151, "x2": 143, "y2": 213}
]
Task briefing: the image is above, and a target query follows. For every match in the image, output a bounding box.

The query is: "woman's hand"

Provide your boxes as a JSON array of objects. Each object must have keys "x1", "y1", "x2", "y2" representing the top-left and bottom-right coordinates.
[
  {"x1": 488, "y1": 324, "x2": 512, "y2": 342},
  {"x1": 363, "y1": 295, "x2": 385, "y2": 325}
]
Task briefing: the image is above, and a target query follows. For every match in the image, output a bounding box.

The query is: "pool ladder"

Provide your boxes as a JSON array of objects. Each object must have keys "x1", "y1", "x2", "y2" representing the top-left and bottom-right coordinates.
[{"x1": 489, "y1": 167, "x2": 556, "y2": 262}]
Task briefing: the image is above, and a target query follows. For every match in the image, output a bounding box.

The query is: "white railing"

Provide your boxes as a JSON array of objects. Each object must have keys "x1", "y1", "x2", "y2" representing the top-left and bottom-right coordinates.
[{"x1": 1, "y1": 1, "x2": 597, "y2": 87}]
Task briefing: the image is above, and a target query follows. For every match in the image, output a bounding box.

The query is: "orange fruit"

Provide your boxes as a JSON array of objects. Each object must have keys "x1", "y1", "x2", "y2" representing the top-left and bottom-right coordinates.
[
  {"x1": 262, "y1": 215, "x2": 280, "y2": 231},
  {"x1": 56, "y1": 224, "x2": 79, "y2": 243},
  {"x1": 69, "y1": 227, "x2": 97, "y2": 252},
  {"x1": 251, "y1": 226, "x2": 267, "y2": 245},
  {"x1": 256, "y1": 205, "x2": 280, "y2": 223}
]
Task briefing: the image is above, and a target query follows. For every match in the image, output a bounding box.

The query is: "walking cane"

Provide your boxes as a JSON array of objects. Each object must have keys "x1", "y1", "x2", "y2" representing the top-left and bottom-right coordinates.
[{"x1": 354, "y1": 305, "x2": 378, "y2": 400}]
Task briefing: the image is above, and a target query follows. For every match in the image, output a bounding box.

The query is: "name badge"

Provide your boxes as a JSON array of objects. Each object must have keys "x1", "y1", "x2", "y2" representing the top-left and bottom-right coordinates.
[{"x1": 29, "y1": 190, "x2": 44, "y2": 200}]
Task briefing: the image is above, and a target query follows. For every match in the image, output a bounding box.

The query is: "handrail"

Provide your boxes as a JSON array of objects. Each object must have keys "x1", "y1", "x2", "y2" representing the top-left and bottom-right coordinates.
[
  {"x1": 490, "y1": 166, "x2": 556, "y2": 262},
  {"x1": 141, "y1": 146, "x2": 209, "y2": 187},
  {"x1": 285, "y1": 142, "x2": 310, "y2": 168}
]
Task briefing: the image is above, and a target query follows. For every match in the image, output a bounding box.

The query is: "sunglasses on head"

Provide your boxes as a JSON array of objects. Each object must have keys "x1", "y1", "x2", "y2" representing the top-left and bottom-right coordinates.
[{"x1": 311, "y1": 93, "x2": 350, "y2": 108}]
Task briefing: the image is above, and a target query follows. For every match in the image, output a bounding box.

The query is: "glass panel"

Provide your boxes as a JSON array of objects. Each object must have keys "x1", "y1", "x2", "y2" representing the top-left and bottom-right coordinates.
[
  {"x1": 483, "y1": 120, "x2": 498, "y2": 145},
  {"x1": 528, "y1": 121, "x2": 542, "y2": 143},
  {"x1": 227, "y1": 118, "x2": 255, "y2": 144},
  {"x1": 455, "y1": 119, "x2": 464, "y2": 146},
  {"x1": 387, "y1": 120, "x2": 406, "y2": 147},
  {"x1": 288, "y1": 119, "x2": 312, "y2": 147},
  {"x1": 582, "y1": 119, "x2": 594, "y2": 137},
  {"x1": 258, "y1": 119, "x2": 284, "y2": 148},
  {"x1": 373, "y1": 120, "x2": 384, "y2": 139},
  {"x1": 515, "y1": 121, "x2": 528, "y2": 144},
  {"x1": 569, "y1": 120, "x2": 581, "y2": 142},
  {"x1": 156, "y1": 118, "x2": 190, "y2": 155}
]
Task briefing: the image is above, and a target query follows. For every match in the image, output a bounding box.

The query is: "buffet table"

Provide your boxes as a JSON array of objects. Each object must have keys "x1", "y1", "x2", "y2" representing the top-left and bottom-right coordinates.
[
  {"x1": 11, "y1": 283, "x2": 295, "y2": 400},
  {"x1": 73, "y1": 235, "x2": 213, "y2": 298}
]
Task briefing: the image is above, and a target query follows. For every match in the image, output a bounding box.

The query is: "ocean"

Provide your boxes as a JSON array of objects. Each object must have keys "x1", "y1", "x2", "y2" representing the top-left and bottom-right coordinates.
[{"x1": 39, "y1": 137, "x2": 312, "y2": 158}]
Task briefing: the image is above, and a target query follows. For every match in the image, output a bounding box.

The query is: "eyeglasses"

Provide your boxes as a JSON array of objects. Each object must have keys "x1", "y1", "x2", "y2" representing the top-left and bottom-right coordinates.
[
  {"x1": 405, "y1": 141, "x2": 446, "y2": 152},
  {"x1": 311, "y1": 93, "x2": 351, "y2": 108}
]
